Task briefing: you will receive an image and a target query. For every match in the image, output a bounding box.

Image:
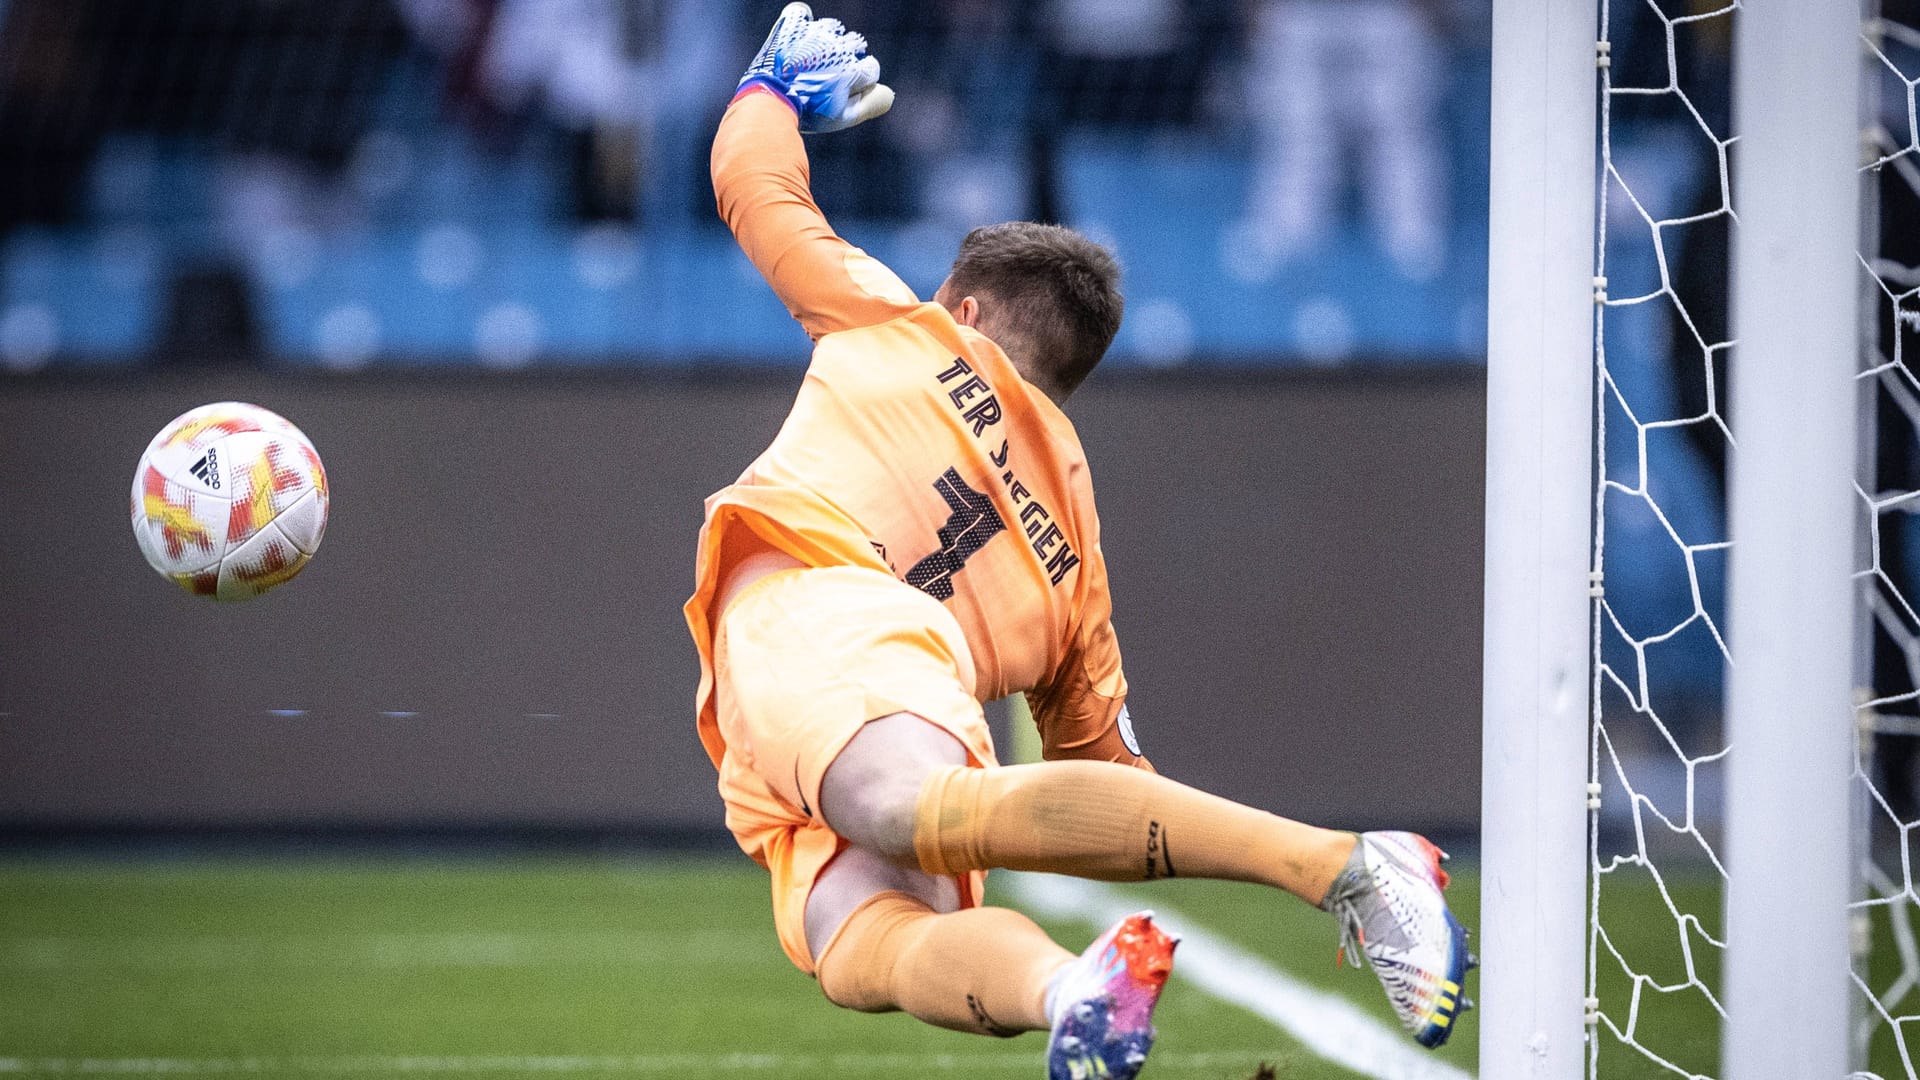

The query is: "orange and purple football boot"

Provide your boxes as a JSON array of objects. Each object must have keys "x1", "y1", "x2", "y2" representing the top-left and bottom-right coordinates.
[{"x1": 1045, "y1": 910, "x2": 1178, "y2": 1080}]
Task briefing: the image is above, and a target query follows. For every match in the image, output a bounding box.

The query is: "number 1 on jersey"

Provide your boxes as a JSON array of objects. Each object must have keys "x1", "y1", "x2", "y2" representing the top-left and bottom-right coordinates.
[{"x1": 905, "y1": 468, "x2": 1005, "y2": 601}]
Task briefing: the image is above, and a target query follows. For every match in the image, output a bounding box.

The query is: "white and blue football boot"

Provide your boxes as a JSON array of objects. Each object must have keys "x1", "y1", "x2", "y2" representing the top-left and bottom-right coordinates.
[
  {"x1": 1044, "y1": 910, "x2": 1178, "y2": 1080},
  {"x1": 1321, "y1": 831, "x2": 1477, "y2": 1049}
]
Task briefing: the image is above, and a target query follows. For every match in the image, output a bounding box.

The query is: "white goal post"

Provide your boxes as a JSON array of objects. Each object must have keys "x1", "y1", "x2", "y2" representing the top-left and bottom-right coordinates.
[
  {"x1": 1481, "y1": 1, "x2": 1598, "y2": 1078},
  {"x1": 1721, "y1": 2, "x2": 1862, "y2": 1077},
  {"x1": 1483, "y1": 1, "x2": 1866, "y2": 1079}
]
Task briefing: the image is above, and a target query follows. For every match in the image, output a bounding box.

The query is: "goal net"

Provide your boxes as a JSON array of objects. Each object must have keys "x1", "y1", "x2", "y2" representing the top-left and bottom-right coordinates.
[
  {"x1": 1489, "y1": 1, "x2": 1920, "y2": 1077},
  {"x1": 1589, "y1": 2, "x2": 1736, "y2": 1076},
  {"x1": 1858, "y1": 11, "x2": 1920, "y2": 1075}
]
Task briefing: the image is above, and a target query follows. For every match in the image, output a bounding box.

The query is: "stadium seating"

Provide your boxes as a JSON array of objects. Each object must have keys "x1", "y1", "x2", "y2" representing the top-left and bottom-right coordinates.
[{"x1": 0, "y1": 3, "x2": 1498, "y2": 370}]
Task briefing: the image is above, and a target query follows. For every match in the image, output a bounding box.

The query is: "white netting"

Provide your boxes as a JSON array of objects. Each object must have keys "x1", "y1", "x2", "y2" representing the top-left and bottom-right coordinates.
[
  {"x1": 1855, "y1": 13, "x2": 1920, "y2": 1079},
  {"x1": 1589, "y1": 2, "x2": 1736, "y2": 1077},
  {"x1": 1586, "y1": 3, "x2": 1920, "y2": 1077}
]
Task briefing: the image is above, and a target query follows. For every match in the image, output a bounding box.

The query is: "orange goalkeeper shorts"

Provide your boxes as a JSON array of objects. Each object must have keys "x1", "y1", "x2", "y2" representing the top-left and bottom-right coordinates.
[{"x1": 711, "y1": 565, "x2": 998, "y2": 974}]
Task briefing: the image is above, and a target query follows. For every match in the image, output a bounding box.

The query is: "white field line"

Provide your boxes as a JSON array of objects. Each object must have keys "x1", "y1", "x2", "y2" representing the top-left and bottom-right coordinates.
[
  {"x1": 1006, "y1": 873, "x2": 1475, "y2": 1080},
  {"x1": 0, "y1": 1051, "x2": 1271, "y2": 1075}
]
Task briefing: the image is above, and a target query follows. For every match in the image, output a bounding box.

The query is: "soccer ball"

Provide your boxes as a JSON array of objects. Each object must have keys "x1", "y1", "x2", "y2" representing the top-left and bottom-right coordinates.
[{"x1": 130, "y1": 401, "x2": 330, "y2": 600}]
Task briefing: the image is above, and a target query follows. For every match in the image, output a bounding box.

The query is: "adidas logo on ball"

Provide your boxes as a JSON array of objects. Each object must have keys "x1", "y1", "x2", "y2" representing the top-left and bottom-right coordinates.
[{"x1": 188, "y1": 448, "x2": 221, "y2": 490}]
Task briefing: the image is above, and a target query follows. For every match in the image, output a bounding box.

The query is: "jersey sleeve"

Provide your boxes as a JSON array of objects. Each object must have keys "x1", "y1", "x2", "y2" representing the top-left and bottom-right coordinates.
[
  {"x1": 1024, "y1": 544, "x2": 1152, "y2": 770},
  {"x1": 711, "y1": 88, "x2": 923, "y2": 340}
]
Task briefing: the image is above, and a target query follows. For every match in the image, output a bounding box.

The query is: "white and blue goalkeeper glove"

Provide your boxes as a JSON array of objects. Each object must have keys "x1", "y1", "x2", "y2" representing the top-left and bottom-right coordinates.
[{"x1": 736, "y1": 2, "x2": 895, "y2": 134}]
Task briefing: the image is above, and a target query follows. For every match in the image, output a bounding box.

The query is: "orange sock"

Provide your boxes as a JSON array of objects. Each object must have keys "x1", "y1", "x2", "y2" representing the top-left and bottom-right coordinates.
[
  {"x1": 913, "y1": 762, "x2": 1355, "y2": 904},
  {"x1": 814, "y1": 891, "x2": 1071, "y2": 1036}
]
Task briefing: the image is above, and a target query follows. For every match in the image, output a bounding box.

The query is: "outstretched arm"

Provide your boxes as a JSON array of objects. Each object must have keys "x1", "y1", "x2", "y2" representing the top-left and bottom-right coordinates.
[
  {"x1": 712, "y1": 91, "x2": 920, "y2": 339},
  {"x1": 712, "y1": 6, "x2": 916, "y2": 340}
]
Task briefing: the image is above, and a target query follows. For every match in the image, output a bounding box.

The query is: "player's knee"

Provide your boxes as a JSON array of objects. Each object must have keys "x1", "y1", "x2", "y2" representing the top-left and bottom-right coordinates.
[
  {"x1": 811, "y1": 864, "x2": 955, "y2": 1014},
  {"x1": 819, "y1": 712, "x2": 967, "y2": 860},
  {"x1": 822, "y1": 772, "x2": 924, "y2": 861},
  {"x1": 807, "y1": 845, "x2": 960, "y2": 963}
]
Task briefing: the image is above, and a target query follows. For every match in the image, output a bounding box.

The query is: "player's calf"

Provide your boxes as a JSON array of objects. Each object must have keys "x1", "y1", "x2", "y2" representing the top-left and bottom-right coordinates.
[
  {"x1": 910, "y1": 758, "x2": 1356, "y2": 903},
  {"x1": 814, "y1": 888, "x2": 1069, "y2": 1037}
]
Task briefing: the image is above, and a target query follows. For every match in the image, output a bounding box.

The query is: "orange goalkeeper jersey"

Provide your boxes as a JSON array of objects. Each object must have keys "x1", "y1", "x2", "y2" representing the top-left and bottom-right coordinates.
[{"x1": 684, "y1": 89, "x2": 1142, "y2": 773}]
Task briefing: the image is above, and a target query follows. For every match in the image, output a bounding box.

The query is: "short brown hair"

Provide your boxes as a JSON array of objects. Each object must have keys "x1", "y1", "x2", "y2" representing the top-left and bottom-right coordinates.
[{"x1": 943, "y1": 223, "x2": 1123, "y2": 397}]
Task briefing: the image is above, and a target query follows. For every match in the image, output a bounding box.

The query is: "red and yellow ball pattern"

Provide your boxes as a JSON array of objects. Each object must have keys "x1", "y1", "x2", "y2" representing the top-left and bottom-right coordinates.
[{"x1": 130, "y1": 402, "x2": 329, "y2": 601}]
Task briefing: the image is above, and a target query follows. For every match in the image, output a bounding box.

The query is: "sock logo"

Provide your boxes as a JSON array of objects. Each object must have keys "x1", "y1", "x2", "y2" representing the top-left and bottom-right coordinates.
[
  {"x1": 188, "y1": 447, "x2": 221, "y2": 490},
  {"x1": 1146, "y1": 820, "x2": 1175, "y2": 880},
  {"x1": 965, "y1": 993, "x2": 1020, "y2": 1038}
]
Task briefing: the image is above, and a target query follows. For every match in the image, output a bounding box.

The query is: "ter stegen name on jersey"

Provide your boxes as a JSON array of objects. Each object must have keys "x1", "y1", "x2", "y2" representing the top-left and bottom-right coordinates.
[{"x1": 929, "y1": 354, "x2": 1081, "y2": 590}]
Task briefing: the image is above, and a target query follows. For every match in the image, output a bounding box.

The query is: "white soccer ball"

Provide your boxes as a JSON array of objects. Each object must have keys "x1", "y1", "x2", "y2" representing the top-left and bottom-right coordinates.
[{"x1": 130, "y1": 401, "x2": 330, "y2": 601}]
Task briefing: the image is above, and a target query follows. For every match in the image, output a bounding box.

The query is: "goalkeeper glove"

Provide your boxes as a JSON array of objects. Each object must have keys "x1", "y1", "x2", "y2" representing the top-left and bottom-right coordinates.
[{"x1": 736, "y1": 2, "x2": 895, "y2": 134}]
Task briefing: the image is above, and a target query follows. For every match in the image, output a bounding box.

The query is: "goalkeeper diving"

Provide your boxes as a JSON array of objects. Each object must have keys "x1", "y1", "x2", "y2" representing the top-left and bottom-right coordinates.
[{"x1": 684, "y1": 6, "x2": 1477, "y2": 1076}]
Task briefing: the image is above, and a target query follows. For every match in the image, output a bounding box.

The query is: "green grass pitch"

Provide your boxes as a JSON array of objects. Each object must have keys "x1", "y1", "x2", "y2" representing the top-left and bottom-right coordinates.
[
  {"x1": 0, "y1": 855, "x2": 1898, "y2": 1078},
  {"x1": 0, "y1": 856, "x2": 1450, "y2": 1079}
]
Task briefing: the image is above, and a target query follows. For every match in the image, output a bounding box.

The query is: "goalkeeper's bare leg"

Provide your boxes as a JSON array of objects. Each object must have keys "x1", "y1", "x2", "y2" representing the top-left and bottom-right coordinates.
[{"x1": 812, "y1": 713, "x2": 1475, "y2": 1051}]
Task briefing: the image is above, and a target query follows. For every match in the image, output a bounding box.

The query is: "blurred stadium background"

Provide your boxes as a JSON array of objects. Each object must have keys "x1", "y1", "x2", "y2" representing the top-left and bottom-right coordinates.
[
  {"x1": 0, "y1": 0, "x2": 1879, "y2": 1075},
  {"x1": 0, "y1": 0, "x2": 1493, "y2": 366}
]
